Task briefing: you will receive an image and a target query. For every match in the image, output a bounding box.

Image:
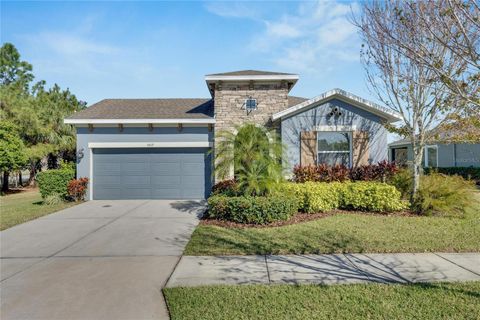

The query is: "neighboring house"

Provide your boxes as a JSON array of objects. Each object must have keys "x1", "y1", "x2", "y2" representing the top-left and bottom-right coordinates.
[
  {"x1": 389, "y1": 139, "x2": 480, "y2": 168},
  {"x1": 65, "y1": 70, "x2": 401, "y2": 200}
]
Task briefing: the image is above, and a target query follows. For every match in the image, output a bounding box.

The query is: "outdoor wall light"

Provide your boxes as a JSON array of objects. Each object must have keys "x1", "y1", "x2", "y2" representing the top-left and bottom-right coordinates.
[{"x1": 77, "y1": 148, "x2": 85, "y2": 160}]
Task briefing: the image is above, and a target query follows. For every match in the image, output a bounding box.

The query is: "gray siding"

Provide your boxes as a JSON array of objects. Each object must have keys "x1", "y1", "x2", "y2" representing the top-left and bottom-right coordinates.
[
  {"x1": 76, "y1": 126, "x2": 213, "y2": 197},
  {"x1": 281, "y1": 98, "x2": 388, "y2": 172},
  {"x1": 389, "y1": 143, "x2": 480, "y2": 167}
]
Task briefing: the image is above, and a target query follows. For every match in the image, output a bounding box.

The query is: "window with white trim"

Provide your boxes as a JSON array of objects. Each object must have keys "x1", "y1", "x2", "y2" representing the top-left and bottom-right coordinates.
[
  {"x1": 317, "y1": 132, "x2": 351, "y2": 166},
  {"x1": 425, "y1": 145, "x2": 438, "y2": 167}
]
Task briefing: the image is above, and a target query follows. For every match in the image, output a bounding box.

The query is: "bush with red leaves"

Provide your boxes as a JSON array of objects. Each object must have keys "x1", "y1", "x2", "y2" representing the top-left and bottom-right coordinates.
[
  {"x1": 211, "y1": 179, "x2": 240, "y2": 196},
  {"x1": 293, "y1": 161, "x2": 398, "y2": 183},
  {"x1": 67, "y1": 177, "x2": 89, "y2": 201}
]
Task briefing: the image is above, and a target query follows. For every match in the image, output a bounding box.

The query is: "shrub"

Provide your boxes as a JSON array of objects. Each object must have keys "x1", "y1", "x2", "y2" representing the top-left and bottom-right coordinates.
[
  {"x1": 67, "y1": 177, "x2": 89, "y2": 201},
  {"x1": 413, "y1": 173, "x2": 477, "y2": 217},
  {"x1": 293, "y1": 164, "x2": 349, "y2": 183},
  {"x1": 207, "y1": 194, "x2": 298, "y2": 224},
  {"x1": 211, "y1": 179, "x2": 239, "y2": 196},
  {"x1": 388, "y1": 168, "x2": 413, "y2": 199},
  {"x1": 424, "y1": 167, "x2": 480, "y2": 185},
  {"x1": 350, "y1": 161, "x2": 398, "y2": 182},
  {"x1": 280, "y1": 182, "x2": 344, "y2": 213},
  {"x1": 292, "y1": 164, "x2": 319, "y2": 183},
  {"x1": 341, "y1": 182, "x2": 408, "y2": 212},
  {"x1": 37, "y1": 165, "x2": 75, "y2": 199},
  {"x1": 293, "y1": 161, "x2": 398, "y2": 183},
  {"x1": 282, "y1": 181, "x2": 407, "y2": 213},
  {"x1": 43, "y1": 193, "x2": 64, "y2": 206}
]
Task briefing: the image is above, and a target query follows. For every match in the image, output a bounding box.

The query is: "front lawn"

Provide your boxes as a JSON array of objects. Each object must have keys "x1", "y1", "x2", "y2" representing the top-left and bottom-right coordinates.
[
  {"x1": 185, "y1": 194, "x2": 480, "y2": 255},
  {"x1": 164, "y1": 282, "x2": 480, "y2": 320},
  {"x1": 0, "y1": 189, "x2": 76, "y2": 230}
]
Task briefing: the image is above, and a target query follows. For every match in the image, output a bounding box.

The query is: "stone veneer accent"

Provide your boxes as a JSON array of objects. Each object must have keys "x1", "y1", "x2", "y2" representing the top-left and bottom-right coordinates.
[
  {"x1": 212, "y1": 81, "x2": 289, "y2": 180},
  {"x1": 213, "y1": 81, "x2": 289, "y2": 132}
]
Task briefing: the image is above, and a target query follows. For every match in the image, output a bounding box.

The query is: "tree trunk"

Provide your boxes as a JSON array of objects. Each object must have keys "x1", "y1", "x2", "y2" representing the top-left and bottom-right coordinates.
[
  {"x1": 28, "y1": 161, "x2": 38, "y2": 186},
  {"x1": 411, "y1": 144, "x2": 423, "y2": 202},
  {"x1": 18, "y1": 171, "x2": 23, "y2": 187},
  {"x1": 2, "y1": 171, "x2": 9, "y2": 192}
]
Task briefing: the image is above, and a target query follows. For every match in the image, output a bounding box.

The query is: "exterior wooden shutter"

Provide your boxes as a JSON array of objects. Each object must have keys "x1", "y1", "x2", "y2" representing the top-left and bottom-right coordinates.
[
  {"x1": 300, "y1": 131, "x2": 317, "y2": 165},
  {"x1": 352, "y1": 131, "x2": 370, "y2": 167}
]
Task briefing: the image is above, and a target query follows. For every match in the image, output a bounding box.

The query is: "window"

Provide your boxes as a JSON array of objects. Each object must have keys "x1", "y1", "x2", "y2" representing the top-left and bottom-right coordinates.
[
  {"x1": 425, "y1": 145, "x2": 438, "y2": 167},
  {"x1": 245, "y1": 98, "x2": 257, "y2": 111},
  {"x1": 317, "y1": 132, "x2": 351, "y2": 166}
]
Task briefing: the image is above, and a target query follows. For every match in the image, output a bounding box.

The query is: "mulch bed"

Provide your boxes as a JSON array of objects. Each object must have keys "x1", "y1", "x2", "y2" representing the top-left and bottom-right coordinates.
[{"x1": 200, "y1": 209, "x2": 416, "y2": 229}]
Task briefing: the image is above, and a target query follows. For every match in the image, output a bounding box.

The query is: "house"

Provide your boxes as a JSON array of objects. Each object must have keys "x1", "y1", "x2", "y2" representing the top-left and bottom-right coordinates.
[
  {"x1": 65, "y1": 70, "x2": 401, "y2": 200},
  {"x1": 389, "y1": 140, "x2": 480, "y2": 168}
]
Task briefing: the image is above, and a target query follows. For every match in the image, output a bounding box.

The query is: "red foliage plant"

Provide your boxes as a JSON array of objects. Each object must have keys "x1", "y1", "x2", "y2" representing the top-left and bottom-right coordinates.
[
  {"x1": 293, "y1": 161, "x2": 398, "y2": 183},
  {"x1": 67, "y1": 177, "x2": 89, "y2": 201},
  {"x1": 211, "y1": 179, "x2": 239, "y2": 196}
]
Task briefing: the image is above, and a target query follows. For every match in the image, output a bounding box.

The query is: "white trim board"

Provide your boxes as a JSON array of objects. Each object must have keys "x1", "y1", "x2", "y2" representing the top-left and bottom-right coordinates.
[
  {"x1": 88, "y1": 142, "x2": 213, "y2": 149},
  {"x1": 89, "y1": 148, "x2": 93, "y2": 201},
  {"x1": 64, "y1": 118, "x2": 216, "y2": 125},
  {"x1": 272, "y1": 89, "x2": 402, "y2": 122},
  {"x1": 315, "y1": 125, "x2": 357, "y2": 131}
]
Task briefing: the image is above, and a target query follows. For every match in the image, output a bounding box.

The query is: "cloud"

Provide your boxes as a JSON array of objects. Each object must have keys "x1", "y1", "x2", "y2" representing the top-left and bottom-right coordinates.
[
  {"x1": 21, "y1": 17, "x2": 156, "y2": 84},
  {"x1": 34, "y1": 32, "x2": 119, "y2": 56},
  {"x1": 208, "y1": 0, "x2": 361, "y2": 73},
  {"x1": 265, "y1": 21, "x2": 301, "y2": 38},
  {"x1": 268, "y1": 1, "x2": 360, "y2": 72},
  {"x1": 204, "y1": 2, "x2": 262, "y2": 20}
]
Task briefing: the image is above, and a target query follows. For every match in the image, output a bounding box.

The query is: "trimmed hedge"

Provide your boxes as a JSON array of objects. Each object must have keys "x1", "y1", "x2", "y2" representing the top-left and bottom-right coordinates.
[
  {"x1": 207, "y1": 194, "x2": 298, "y2": 224},
  {"x1": 342, "y1": 182, "x2": 407, "y2": 212},
  {"x1": 280, "y1": 182, "x2": 344, "y2": 213},
  {"x1": 280, "y1": 181, "x2": 408, "y2": 213},
  {"x1": 37, "y1": 166, "x2": 75, "y2": 199},
  {"x1": 424, "y1": 167, "x2": 480, "y2": 184}
]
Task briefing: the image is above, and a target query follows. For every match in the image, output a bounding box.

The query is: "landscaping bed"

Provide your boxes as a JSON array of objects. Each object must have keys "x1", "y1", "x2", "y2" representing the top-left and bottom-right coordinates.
[
  {"x1": 164, "y1": 282, "x2": 480, "y2": 320},
  {"x1": 200, "y1": 209, "x2": 414, "y2": 229}
]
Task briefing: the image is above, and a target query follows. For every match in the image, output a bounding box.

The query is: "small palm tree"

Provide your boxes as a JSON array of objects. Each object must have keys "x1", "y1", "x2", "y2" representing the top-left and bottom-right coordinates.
[{"x1": 214, "y1": 123, "x2": 284, "y2": 196}]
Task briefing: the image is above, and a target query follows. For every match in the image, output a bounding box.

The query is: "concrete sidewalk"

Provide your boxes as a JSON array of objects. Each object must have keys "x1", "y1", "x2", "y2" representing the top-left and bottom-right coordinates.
[{"x1": 166, "y1": 253, "x2": 480, "y2": 287}]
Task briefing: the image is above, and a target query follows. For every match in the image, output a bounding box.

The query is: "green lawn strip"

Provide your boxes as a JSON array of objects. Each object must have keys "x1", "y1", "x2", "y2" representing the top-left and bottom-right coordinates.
[
  {"x1": 0, "y1": 190, "x2": 76, "y2": 230},
  {"x1": 164, "y1": 282, "x2": 480, "y2": 320},
  {"x1": 185, "y1": 201, "x2": 480, "y2": 255}
]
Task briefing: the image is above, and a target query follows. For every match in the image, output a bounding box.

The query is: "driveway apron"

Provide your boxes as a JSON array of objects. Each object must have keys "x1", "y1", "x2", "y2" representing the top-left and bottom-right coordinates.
[{"x1": 0, "y1": 199, "x2": 204, "y2": 320}]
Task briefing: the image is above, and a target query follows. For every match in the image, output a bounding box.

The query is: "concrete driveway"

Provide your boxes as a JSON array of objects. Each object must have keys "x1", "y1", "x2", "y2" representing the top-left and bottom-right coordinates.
[{"x1": 0, "y1": 200, "x2": 204, "y2": 320}]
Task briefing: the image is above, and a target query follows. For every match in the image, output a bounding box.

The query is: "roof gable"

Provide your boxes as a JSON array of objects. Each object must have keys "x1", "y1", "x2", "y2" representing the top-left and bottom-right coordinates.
[{"x1": 272, "y1": 89, "x2": 402, "y2": 123}]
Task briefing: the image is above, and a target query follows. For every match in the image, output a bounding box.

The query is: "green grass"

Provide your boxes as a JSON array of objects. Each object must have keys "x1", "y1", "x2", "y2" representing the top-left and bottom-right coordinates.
[
  {"x1": 185, "y1": 194, "x2": 480, "y2": 255},
  {"x1": 0, "y1": 189, "x2": 77, "y2": 230},
  {"x1": 164, "y1": 282, "x2": 480, "y2": 320}
]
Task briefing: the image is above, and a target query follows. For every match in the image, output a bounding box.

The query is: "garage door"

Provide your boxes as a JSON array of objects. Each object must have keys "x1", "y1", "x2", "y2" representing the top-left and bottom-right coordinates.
[{"x1": 92, "y1": 148, "x2": 211, "y2": 200}]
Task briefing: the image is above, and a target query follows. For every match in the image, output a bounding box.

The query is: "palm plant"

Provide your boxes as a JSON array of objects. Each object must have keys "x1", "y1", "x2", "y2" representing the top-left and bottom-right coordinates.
[{"x1": 214, "y1": 123, "x2": 285, "y2": 196}]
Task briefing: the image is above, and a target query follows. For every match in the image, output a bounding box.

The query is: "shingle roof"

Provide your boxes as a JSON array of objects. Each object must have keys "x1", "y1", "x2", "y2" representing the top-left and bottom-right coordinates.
[
  {"x1": 206, "y1": 70, "x2": 296, "y2": 76},
  {"x1": 66, "y1": 96, "x2": 307, "y2": 121},
  {"x1": 288, "y1": 96, "x2": 308, "y2": 107},
  {"x1": 67, "y1": 98, "x2": 214, "y2": 120}
]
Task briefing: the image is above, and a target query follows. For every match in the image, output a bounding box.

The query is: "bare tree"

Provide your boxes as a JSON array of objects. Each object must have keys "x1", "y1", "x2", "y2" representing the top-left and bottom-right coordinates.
[
  {"x1": 353, "y1": 0, "x2": 457, "y2": 199},
  {"x1": 403, "y1": 0, "x2": 479, "y2": 109}
]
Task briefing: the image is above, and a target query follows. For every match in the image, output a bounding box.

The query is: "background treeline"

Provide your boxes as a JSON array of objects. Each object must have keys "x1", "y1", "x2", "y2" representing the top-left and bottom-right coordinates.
[{"x1": 0, "y1": 43, "x2": 86, "y2": 192}]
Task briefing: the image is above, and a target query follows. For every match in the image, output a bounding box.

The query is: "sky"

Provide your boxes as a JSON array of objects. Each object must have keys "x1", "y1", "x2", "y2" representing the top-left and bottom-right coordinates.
[{"x1": 2, "y1": 0, "x2": 372, "y2": 106}]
